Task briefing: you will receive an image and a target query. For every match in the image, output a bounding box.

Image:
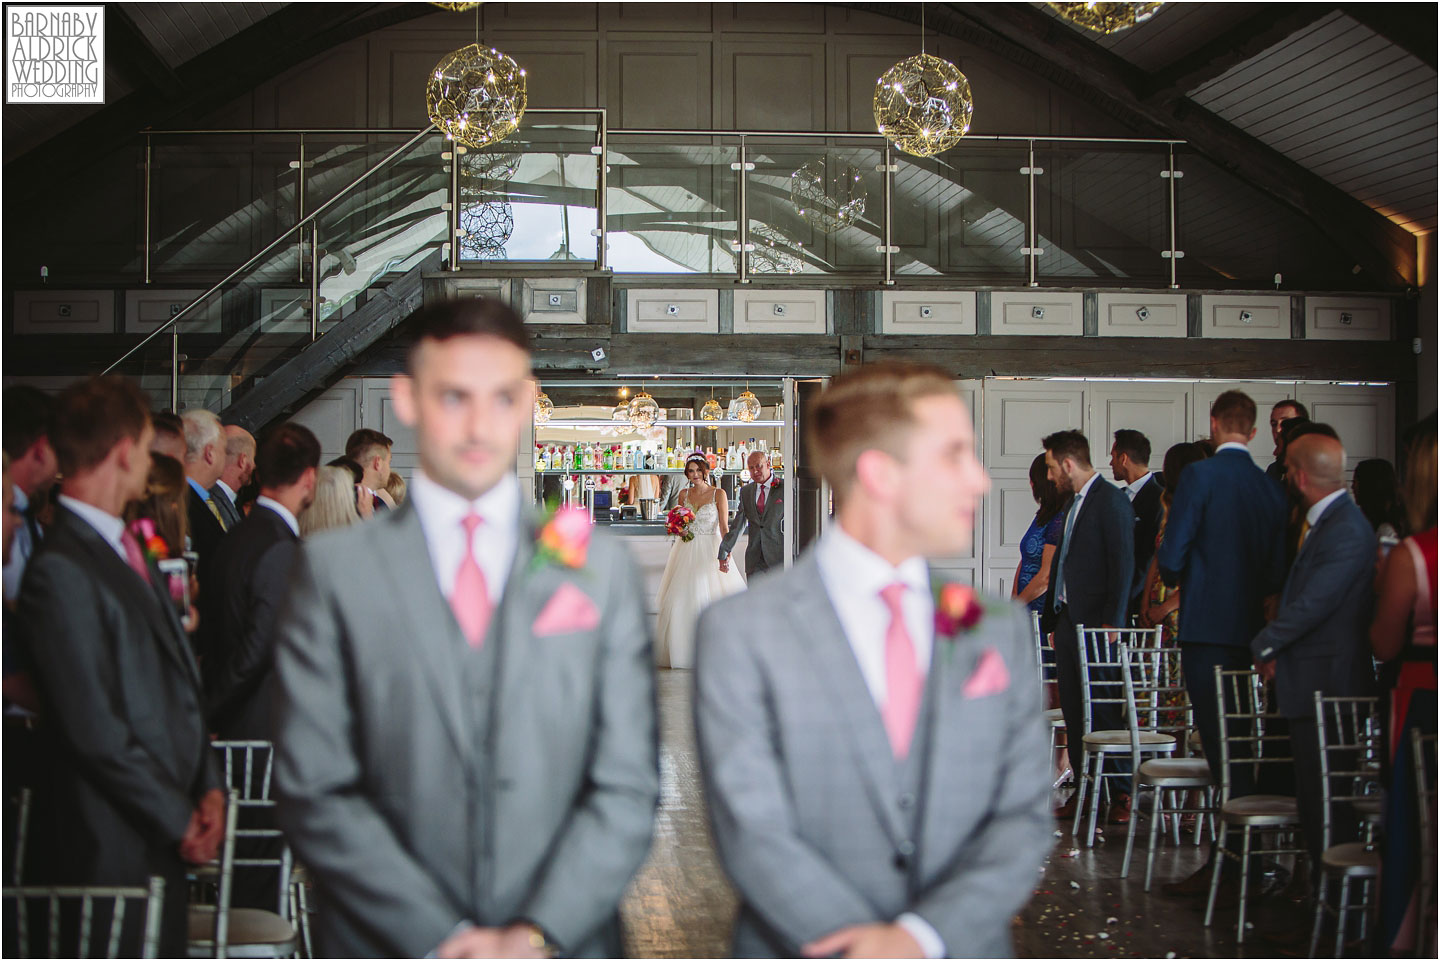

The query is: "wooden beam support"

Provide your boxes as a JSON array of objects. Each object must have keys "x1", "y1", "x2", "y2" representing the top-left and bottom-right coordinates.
[
  {"x1": 1141, "y1": 4, "x2": 1338, "y2": 104},
  {"x1": 904, "y1": 2, "x2": 1418, "y2": 290},
  {"x1": 1340, "y1": 3, "x2": 1438, "y2": 69},
  {"x1": 108, "y1": 6, "x2": 185, "y2": 100}
]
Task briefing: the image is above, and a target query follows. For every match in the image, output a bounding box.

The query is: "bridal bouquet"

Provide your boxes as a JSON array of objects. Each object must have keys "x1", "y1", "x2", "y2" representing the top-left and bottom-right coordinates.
[{"x1": 666, "y1": 505, "x2": 696, "y2": 542}]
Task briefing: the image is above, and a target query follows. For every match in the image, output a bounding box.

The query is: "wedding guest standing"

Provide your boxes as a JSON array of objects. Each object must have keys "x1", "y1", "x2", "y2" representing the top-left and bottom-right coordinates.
[
  {"x1": 1041, "y1": 429, "x2": 1135, "y2": 821},
  {"x1": 1371, "y1": 415, "x2": 1437, "y2": 954},
  {"x1": 1352, "y1": 457, "x2": 1407, "y2": 543},
  {"x1": 717, "y1": 450, "x2": 784, "y2": 579},
  {"x1": 1251, "y1": 432, "x2": 1377, "y2": 868},
  {"x1": 1156, "y1": 390, "x2": 1287, "y2": 896},
  {"x1": 1111, "y1": 429, "x2": 1164, "y2": 619},
  {"x1": 2, "y1": 385, "x2": 57, "y2": 603},
  {"x1": 1012, "y1": 452, "x2": 1066, "y2": 616},
  {"x1": 1265, "y1": 399, "x2": 1308, "y2": 483},
  {"x1": 696, "y1": 364, "x2": 1049, "y2": 958},
  {"x1": 210, "y1": 425, "x2": 255, "y2": 530},
  {"x1": 299, "y1": 465, "x2": 361, "y2": 536},
  {"x1": 272, "y1": 299, "x2": 658, "y2": 958},
  {"x1": 181, "y1": 408, "x2": 230, "y2": 566},
  {"x1": 18, "y1": 376, "x2": 222, "y2": 956}
]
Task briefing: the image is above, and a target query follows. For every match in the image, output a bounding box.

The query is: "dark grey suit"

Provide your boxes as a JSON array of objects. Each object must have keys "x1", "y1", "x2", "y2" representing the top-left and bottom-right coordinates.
[
  {"x1": 1251, "y1": 492, "x2": 1377, "y2": 863},
  {"x1": 1129, "y1": 474, "x2": 1164, "y2": 616},
  {"x1": 209, "y1": 483, "x2": 243, "y2": 530},
  {"x1": 718, "y1": 478, "x2": 784, "y2": 577},
  {"x1": 272, "y1": 501, "x2": 659, "y2": 958},
  {"x1": 18, "y1": 505, "x2": 219, "y2": 956},
  {"x1": 695, "y1": 554, "x2": 1051, "y2": 957},
  {"x1": 202, "y1": 503, "x2": 298, "y2": 740}
]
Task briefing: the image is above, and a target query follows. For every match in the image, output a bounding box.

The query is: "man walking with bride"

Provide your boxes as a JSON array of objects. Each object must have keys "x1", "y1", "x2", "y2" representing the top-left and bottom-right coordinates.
[{"x1": 694, "y1": 364, "x2": 1051, "y2": 957}]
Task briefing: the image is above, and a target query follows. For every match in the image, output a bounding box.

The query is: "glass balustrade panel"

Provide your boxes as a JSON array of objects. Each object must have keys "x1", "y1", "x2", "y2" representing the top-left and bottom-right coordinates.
[
  {"x1": 606, "y1": 136, "x2": 738, "y2": 274},
  {"x1": 889, "y1": 141, "x2": 1029, "y2": 283},
  {"x1": 1034, "y1": 142, "x2": 1172, "y2": 288},
  {"x1": 745, "y1": 137, "x2": 884, "y2": 278}
]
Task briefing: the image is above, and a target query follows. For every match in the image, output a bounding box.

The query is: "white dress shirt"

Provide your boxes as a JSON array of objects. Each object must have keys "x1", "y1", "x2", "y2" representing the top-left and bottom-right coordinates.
[
  {"x1": 1058, "y1": 471, "x2": 1101, "y2": 606},
  {"x1": 1124, "y1": 471, "x2": 1154, "y2": 503},
  {"x1": 254, "y1": 496, "x2": 300, "y2": 537},
  {"x1": 56, "y1": 494, "x2": 128, "y2": 564},
  {"x1": 813, "y1": 524, "x2": 944, "y2": 959},
  {"x1": 3, "y1": 484, "x2": 33, "y2": 601},
  {"x1": 1216, "y1": 441, "x2": 1252, "y2": 455},
  {"x1": 409, "y1": 470, "x2": 519, "y2": 604}
]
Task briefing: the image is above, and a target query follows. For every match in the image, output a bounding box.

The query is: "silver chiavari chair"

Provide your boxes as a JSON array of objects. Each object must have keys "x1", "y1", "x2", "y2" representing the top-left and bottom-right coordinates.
[
  {"x1": 1031, "y1": 610, "x2": 1069, "y2": 788},
  {"x1": 4, "y1": 876, "x2": 166, "y2": 958}
]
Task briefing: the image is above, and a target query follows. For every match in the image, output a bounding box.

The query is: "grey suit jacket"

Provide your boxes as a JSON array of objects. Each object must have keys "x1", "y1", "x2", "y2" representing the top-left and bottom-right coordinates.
[
  {"x1": 1250, "y1": 494, "x2": 1377, "y2": 718},
  {"x1": 694, "y1": 554, "x2": 1051, "y2": 958},
  {"x1": 717, "y1": 480, "x2": 784, "y2": 575},
  {"x1": 272, "y1": 501, "x2": 659, "y2": 958},
  {"x1": 18, "y1": 506, "x2": 219, "y2": 953}
]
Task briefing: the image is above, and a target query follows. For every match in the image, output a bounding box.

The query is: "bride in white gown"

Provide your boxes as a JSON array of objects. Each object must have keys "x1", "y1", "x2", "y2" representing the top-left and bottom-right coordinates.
[{"x1": 654, "y1": 453, "x2": 747, "y2": 668}]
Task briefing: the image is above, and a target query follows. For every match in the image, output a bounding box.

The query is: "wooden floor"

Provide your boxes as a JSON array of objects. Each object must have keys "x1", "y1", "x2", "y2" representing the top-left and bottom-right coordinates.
[{"x1": 619, "y1": 669, "x2": 1313, "y2": 959}]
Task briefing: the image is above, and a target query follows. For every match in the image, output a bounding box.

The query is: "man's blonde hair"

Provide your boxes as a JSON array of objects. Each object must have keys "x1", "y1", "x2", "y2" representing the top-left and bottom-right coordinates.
[{"x1": 806, "y1": 363, "x2": 959, "y2": 500}]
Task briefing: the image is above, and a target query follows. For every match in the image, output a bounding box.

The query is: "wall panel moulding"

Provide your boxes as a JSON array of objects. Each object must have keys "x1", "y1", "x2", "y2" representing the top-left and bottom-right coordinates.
[
  {"x1": 520, "y1": 278, "x2": 587, "y2": 325},
  {"x1": 14, "y1": 290, "x2": 116, "y2": 335},
  {"x1": 732, "y1": 289, "x2": 828, "y2": 334},
  {"x1": 879, "y1": 291, "x2": 977, "y2": 335},
  {"x1": 1199, "y1": 294, "x2": 1290, "y2": 340},
  {"x1": 1095, "y1": 292, "x2": 1187, "y2": 339},
  {"x1": 625, "y1": 288, "x2": 720, "y2": 333},
  {"x1": 124, "y1": 289, "x2": 221, "y2": 335},
  {"x1": 1303, "y1": 296, "x2": 1393, "y2": 342},
  {"x1": 989, "y1": 292, "x2": 1084, "y2": 337}
]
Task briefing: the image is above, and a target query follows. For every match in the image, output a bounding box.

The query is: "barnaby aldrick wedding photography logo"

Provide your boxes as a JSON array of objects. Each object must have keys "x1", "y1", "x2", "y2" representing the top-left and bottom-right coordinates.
[{"x1": 6, "y1": 5, "x2": 104, "y2": 104}]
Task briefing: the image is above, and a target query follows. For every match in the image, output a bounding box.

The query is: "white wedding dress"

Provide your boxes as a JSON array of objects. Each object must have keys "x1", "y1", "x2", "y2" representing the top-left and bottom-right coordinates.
[{"x1": 654, "y1": 497, "x2": 747, "y2": 669}]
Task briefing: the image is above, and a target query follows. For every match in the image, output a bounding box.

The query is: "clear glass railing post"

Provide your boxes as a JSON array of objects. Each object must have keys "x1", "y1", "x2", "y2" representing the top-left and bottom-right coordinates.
[
  {"x1": 883, "y1": 140, "x2": 894, "y2": 286},
  {"x1": 143, "y1": 133, "x2": 153, "y2": 285},
  {"x1": 309, "y1": 220, "x2": 320, "y2": 342},
  {"x1": 170, "y1": 324, "x2": 179, "y2": 412},
  {"x1": 295, "y1": 133, "x2": 307, "y2": 282},
  {"x1": 1025, "y1": 139, "x2": 1039, "y2": 288},
  {"x1": 447, "y1": 141, "x2": 462, "y2": 272},
  {"x1": 595, "y1": 115, "x2": 608, "y2": 271},
  {"x1": 737, "y1": 136, "x2": 751, "y2": 284}
]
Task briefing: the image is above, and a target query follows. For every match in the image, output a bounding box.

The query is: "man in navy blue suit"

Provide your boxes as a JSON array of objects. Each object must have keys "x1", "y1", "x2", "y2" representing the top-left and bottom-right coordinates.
[
  {"x1": 1041, "y1": 430, "x2": 1135, "y2": 821},
  {"x1": 1156, "y1": 390, "x2": 1287, "y2": 892},
  {"x1": 1251, "y1": 432, "x2": 1377, "y2": 867}
]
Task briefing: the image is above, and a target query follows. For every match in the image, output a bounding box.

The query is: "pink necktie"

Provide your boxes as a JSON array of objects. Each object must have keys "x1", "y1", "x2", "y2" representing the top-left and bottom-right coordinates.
[
  {"x1": 120, "y1": 529, "x2": 152, "y2": 585},
  {"x1": 451, "y1": 513, "x2": 493, "y2": 649},
  {"x1": 880, "y1": 582, "x2": 923, "y2": 759}
]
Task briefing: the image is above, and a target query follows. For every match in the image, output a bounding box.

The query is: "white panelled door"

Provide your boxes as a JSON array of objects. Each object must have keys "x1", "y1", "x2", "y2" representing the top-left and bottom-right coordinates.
[
  {"x1": 1086, "y1": 381, "x2": 1194, "y2": 487},
  {"x1": 1295, "y1": 384, "x2": 1396, "y2": 476},
  {"x1": 929, "y1": 380, "x2": 984, "y2": 589},
  {"x1": 1193, "y1": 380, "x2": 1300, "y2": 469}
]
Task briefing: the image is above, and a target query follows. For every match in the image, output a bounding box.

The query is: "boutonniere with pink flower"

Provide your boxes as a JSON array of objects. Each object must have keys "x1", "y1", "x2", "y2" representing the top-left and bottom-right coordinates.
[
  {"x1": 534, "y1": 505, "x2": 592, "y2": 570},
  {"x1": 129, "y1": 517, "x2": 170, "y2": 565},
  {"x1": 933, "y1": 581, "x2": 986, "y2": 638}
]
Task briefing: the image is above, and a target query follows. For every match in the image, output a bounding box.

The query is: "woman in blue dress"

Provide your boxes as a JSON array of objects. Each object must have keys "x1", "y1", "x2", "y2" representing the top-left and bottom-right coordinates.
[{"x1": 1012, "y1": 452, "x2": 1068, "y2": 614}]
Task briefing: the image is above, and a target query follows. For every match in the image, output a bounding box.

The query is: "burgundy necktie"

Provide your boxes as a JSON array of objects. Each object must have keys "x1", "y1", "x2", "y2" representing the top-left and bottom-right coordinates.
[
  {"x1": 880, "y1": 582, "x2": 923, "y2": 759},
  {"x1": 757, "y1": 481, "x2": 768, "y2": 514},
  {"x1": 120, "y1": 529, "x2": 153, "y2": 585},
  {"x1": 450, "y1": 513, "x2": 493, "y2": 649}
]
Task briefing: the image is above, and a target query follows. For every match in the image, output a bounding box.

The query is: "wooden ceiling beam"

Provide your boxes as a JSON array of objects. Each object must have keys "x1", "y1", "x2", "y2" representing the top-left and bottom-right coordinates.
[
  {"x1": 1141, "y1": 4, "x2": 1339, "y2": 104},
  {"x1": 107, "y1": 5, "x2": 185, "y2": 100}
]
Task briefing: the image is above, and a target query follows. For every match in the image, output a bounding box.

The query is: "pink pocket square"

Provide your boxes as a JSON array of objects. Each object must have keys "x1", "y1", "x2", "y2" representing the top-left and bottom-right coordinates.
[
  {"x1": 962, "y1": 646, "x2": 1010, "y2": 699},
  {"x1": 532, "y1": 582, "x2": 601, "y2": 636}
]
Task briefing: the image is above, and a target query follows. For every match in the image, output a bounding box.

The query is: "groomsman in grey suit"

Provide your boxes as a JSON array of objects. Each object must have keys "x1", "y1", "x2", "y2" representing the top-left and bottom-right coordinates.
[
  {"x1": 272, "y1": 299, "x2": 659, "y2": 958},
  {"x1": 696, "y1": 365, "x2": 1051, "y2": 958},
  {"x1": 718, "y1": 450, "x2": 784, "y2": 577}
]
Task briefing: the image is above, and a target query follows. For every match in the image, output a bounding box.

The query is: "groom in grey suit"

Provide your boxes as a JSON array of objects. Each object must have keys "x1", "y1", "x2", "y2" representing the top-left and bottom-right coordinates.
[
  {"x1": 696, "y1": 364, "x2": 1051, "y2": 959},
  {"x1": 718, "y1": 450, "x2": 784, "y2": 577},
  {"x1": 272, "y1": 299, "x2": 659, "y2": 958}
]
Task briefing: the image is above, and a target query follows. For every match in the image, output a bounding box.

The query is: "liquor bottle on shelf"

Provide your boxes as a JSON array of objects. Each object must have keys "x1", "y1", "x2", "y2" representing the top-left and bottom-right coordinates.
[
  {"x1": 724, "y1": 444, "x2": 738, "y2": 471},
  {"x1": 535, "y1": 445, "x2": 546, "y2": 472},
  {"x1": 572, "y1": 444, "x2": 582, "y2": 471},
  {"x1": 602, "y1": 445, "x2": 613, "y2": 471},
  {"x1": 771, "y1": 446, "x2": 782, "y2": 470},
  {"x1": 705, "y1": 447, "x2": 718, "y2": 470}
]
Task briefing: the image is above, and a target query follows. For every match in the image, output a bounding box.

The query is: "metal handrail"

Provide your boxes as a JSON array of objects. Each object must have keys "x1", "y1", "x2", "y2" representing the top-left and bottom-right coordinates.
[{"x1": 106, "y1": 123, "x2": 440, "y2": 375}]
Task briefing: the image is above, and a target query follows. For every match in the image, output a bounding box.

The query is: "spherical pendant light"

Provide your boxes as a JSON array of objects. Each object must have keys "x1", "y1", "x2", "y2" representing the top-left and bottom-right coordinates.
[
  {"x1": 426, "y1": 44, "x2": 527, "y2": 148},
  {"x1": 734, "y1": 390, "x2": 761, "y2": 423},
  {"x1": 627, "y1": 391, "x2": 661, "y2": 430},
  {"x1": 874, "y1": 53, "x2": 973, "y2": 158},
  {"x1": 533, "y1": 390, "x2": 554, "y2": 425},
  {"x1": 429, "y1": 2, "x2": 481, "y2": 10},
  {"x1": 700, "y1": 398, "x2": 724, "y2": 427},
  {"x1": 790, "y1": 158, "x2": 866, "y2": 233},
  {"x1": 1047, "y1": 2, "x2": 1163, "y2": 34}
]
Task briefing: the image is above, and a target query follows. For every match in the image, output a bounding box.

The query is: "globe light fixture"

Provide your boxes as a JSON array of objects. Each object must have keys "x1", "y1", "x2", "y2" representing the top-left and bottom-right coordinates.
[
  {"x1": 627, "y1": 390, "x2": 661, "y2": 430},
  {"x1": 429, "y1": 2, "x2": 481, "y2": 10},
  {"x1": 734, "y1": 389, "x2": 762, "y2": 423},
  {"x1": 790, "y1": 158, "x2": 867, "y2": 233},
  {"x1": 700, "y1": 397, "x2": 724, "y2": 426},
  {"x1": 874, "y1": 53, "x2": 973, "y2": 158},
  {"x1": 1046, "y1": 2, "x2": 1164, "y2": 34},
  {"x1": 426, "y1": 44, "x2": 527, "y2": 148},
  {"x1": 533, "y1": 390, "x2": 554, "y2": 425}
]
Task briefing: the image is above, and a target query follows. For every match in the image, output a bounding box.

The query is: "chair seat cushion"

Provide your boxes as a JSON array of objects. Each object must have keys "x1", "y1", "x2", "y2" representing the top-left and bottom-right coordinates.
[
  {"x1": 188, "y1": 905, "x2": 297, "y2": 947},
  {"x1": 1044, "y1": 708, "x2": 1065, "y2": 725},
  {"x1": 1321, "y1": 841, "x2": 1381, "y2": 875},
  {"x1": 1082, "y1": 730, "x2": 1176, "y2": 751},
  {"x1": 1137, "y1": 757, "x2": 1212, "y2": 785},
  {"x1": 1220, "y1": 794, "x2": 1298, "y2": 825},
  {"x1": 1350, "y1": 795, "x2": 1384, "y2": 822}
]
